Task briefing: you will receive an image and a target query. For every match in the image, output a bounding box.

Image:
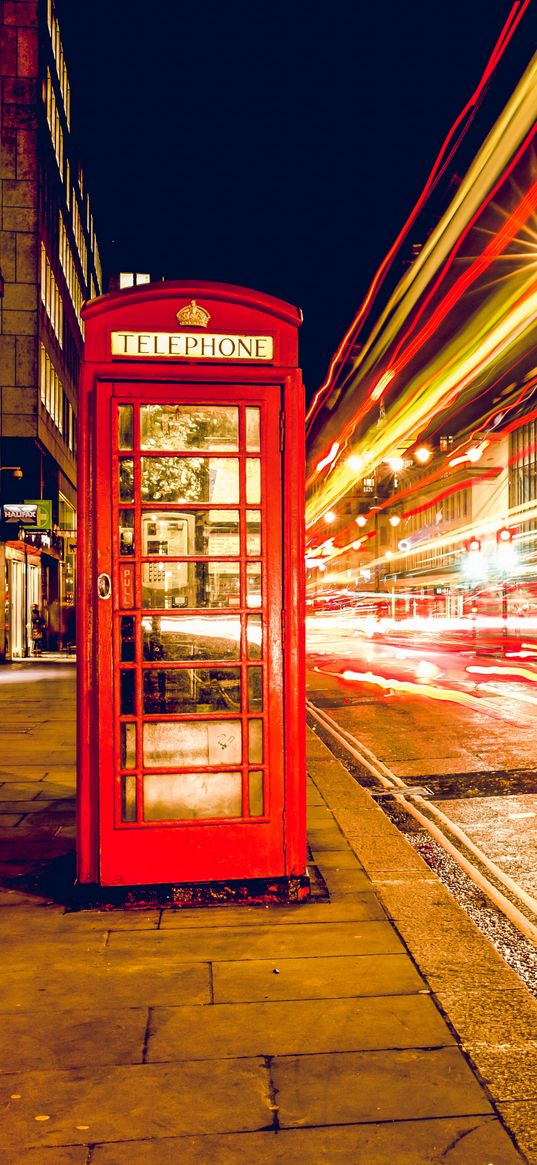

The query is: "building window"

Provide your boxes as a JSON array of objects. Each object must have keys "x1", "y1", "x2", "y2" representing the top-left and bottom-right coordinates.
[
  {"x1": 45, "y1": 68, "x2": 64, "y2": 174},
  {"x1": 40, "y1": 243, "x2": 63, "y2": 347},
  {"x1": 93, "y1": 237, "x2": 102, "y2": 293},
  {"x1": 39, "y1": 343, "x2": 64, "y2": 434},
  {"x1": 362, "y1": 477, "x2": 375, "y2": 494},
  {"x1": 70, "y1": 196, "x2": 87, "y2": 283},
  {"x1": 119, "y1": 272, "x2": 151, "y2": 288},
  {"x1": 48, "y1": 2, "x2": 70, "y2": 130},
  {"x1": 58, "y1": 213, "x2": 85, "y2": 337}
]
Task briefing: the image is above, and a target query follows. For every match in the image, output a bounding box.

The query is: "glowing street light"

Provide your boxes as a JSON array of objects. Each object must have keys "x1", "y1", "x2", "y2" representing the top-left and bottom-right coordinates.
[
  {"x1": 414, "y1": 446, "x2": 431, "y2": 464},
  {"x1": 385, "y1": 456, "x2": 404, "y2": 473},
  {"x1": 389, "y1": 514, "x2": 401, "y2": 527},
  {"x1": 324, "y1": 511, "x2": 336, "y2": 524},
  {"x1": 462, "y1": 537, "x2": 486, "y2": 582},
  {"x1": 355, "y1": 514, "x2": 367, "y2": 527}
]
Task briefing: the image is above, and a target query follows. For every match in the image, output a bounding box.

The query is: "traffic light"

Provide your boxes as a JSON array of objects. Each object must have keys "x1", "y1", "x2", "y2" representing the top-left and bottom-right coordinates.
[
  {"x1": 496, "y1": 527, "x2": 512, "y2": 544},
  {"x1": 464, "y1": 537, "x2": 481, "y2": 553}
]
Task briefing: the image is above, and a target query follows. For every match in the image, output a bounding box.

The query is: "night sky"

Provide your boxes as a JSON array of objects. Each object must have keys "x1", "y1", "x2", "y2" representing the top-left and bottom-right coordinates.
[{"x1": 56, "y1": 1, "x2": 534, "y2": 399}]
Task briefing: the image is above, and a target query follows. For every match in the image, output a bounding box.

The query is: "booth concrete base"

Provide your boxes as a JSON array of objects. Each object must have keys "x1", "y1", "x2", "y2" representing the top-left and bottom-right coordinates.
[{"x1": 72, "y1": 872, "x2": 313, "y2": 911}]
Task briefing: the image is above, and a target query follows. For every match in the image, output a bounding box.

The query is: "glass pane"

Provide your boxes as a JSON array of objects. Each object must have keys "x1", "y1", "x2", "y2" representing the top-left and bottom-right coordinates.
[
  {"x1": 121, "y1": 616, "x2": 136, "y2": 662},
  {"x1": 246, "y1": 563, "x2": 262, "y2": 607},
  {"x1": 121, "y1": 775, "x2": 137, "y2": 822},
  {"x1": 142, "y1": 510, "x2": 239, "y2": 556},
  {"x1": 249, "y1": 770, "x2": 264, "y2": 816},
  {"x1": 120, "y1": 722, "x2": 136, "y2": 768},
  {"x1": 245, "y1": 408, "x2": 260, "y2": 451},
  {"x1": 246, "y1": 511, "x2": 261, "y2": 556},
  {"x1": 248, "y1": 667, "x2": 263, "y2": 711},
  {"x1": 142, "y1": 562, "x2": 240, "y2": 609},
  {"x1": 119, "y1": 459, "x2": 134, "y2": 502},
  {"x1": 140, "y1": 405, "x2": 239, "y2": 451},
  {"x1": 246, "y1": 459, "x2": 261, "y2": 503},
  {"x1": 118, "y1": 405, "x2": 133, "y2": 450},
  {"x1": 119, "y1": 510, "x2": 135, "y2": 556},
  {"x1": 143, "y1": 668, "x2": 240, "y2": 714},
  {"x1": 141, "y1": 457, "x2": 239, "y2": 503},
  {"x1": 248, "y1": 719, "x2": 263, "y2": 763},
  {"x1": 142, "y1": 614, "x2": 241, "y2": 661},
  {"x1": 247, "y1": 614, "x2": 262, "y2": 659},
  {"x1": 120, "y1": 670, "x2": 136, "y2": 715},
  {"x1": 143, "y1": 719, "x2": 242, "y2": 767},
  {"x1": 144, "y1": 771, "x2": 242, "y2": 821}
]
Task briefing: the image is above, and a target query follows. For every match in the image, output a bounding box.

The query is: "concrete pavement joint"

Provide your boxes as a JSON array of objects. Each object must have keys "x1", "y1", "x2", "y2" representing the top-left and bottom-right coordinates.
[
  {"x1": 264, "y1": 1055, "x2": 280, "y2": 1131},
  {"x1": 141, "y1": 1009, "x2": 154, "y2": 1064}
]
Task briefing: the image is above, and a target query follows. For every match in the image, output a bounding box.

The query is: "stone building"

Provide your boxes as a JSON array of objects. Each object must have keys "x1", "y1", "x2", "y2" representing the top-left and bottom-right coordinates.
[{"x1": 0, "y1": 0, "x2": 101, "y2": 657}]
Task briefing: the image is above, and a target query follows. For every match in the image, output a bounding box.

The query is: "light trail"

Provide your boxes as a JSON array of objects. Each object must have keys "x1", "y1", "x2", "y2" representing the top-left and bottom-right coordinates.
[
  {"x1": 311, "y1": 663, "x2": 524, "y2": 722},
  {"x1": 307, "y1": 264, "x2": 537, "y2": 526},
  {"x1": 305, "y1": 2, "x2": 533, "y2": 432},
  {"x1": 306, "y1": 50, "x2": 537, "y2": 534}
]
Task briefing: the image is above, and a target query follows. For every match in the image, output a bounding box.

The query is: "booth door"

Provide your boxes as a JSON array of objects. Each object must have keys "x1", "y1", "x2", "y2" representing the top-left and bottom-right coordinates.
[{"x1": 95, "y1": 383, "x2": 285, "y2": 886}]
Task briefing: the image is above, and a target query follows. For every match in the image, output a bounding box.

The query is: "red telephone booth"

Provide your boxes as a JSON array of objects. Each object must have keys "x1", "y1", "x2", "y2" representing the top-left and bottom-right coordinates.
[{"x1": 77, "y1": 281, "x2": 306, "y2": 892}]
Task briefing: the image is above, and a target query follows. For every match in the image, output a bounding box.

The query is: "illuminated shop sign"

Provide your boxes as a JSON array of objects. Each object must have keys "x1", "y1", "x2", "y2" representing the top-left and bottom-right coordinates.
[
  {"x1": 111, "y1": 331, "x2": 274, "y2": 361},
  {"x1": 3, "y1": 504, "x2": 38, "y2": 524}
]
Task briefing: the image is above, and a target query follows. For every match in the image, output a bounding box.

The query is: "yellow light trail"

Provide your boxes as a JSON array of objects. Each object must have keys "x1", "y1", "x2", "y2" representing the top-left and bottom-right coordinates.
[{"x1": 306, "y1": 54, "x2": 537, "y2": 535}]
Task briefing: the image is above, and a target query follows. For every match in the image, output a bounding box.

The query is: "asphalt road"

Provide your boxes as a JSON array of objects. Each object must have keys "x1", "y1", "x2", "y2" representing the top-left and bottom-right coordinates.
[{"x1": 306, "y1": 613, "x2": 537, "y2": 908}]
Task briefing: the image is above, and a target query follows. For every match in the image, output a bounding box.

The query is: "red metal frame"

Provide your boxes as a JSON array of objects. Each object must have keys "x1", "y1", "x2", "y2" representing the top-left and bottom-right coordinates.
[{"x1": 77, "y1": 281, "x2": 305, "y2": 888}]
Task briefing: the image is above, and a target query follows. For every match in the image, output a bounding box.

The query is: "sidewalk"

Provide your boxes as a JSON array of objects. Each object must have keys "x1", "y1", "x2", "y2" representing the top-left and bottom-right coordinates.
[{"x1": 0, "y1": 662, "x2": 536, "y2": 1163}]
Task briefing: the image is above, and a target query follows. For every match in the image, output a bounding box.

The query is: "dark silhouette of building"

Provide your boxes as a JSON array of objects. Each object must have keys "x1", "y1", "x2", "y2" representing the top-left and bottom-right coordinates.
[{"x1": 0, "y1": 0, "x2": 101, "y2": 657}]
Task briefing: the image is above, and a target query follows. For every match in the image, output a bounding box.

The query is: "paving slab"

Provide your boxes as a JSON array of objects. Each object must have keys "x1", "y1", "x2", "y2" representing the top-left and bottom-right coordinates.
[
  {"x1": 89, "y1": 1117, "x2": 526, "y2": 1164},
  {"x1": 2, "y1": 1059, "x2": 272, "y2": 1147},
  {"x1": 0, "y1": 908, "x2": 161, "y2": 934},
  {"x1": 106, "y1": 920, "x2": 405, "y2": 961},
  {"x1": 273, "y1": 1047, "x2": 493, "y2": 1128},
  {"x1": 2, "y1": 1148, "x2": 87, "y2": 1165},
  {"x1": 212, "y1": 952, "x2": 426, "y2": 1003},
  {"x1": 0, "y1": 959, "x2": 211, "y2": 1011},
  {"x1": 308, "y1": 848, "x2": 362, "y2": 868},
  {"x1": 3, "y1": 931, "x2": 109, "y2": 964},
  {"x1": 146, "y1": 994, "x2": 454, "y2": 1062},
  {"x1": 0, "y1": 784, "x2": 42, "y2": 801},
  {"x1": 303, "y1": 829, "x2": 353, "y2": 851},
  {"x1": 0, "y1": 800, "x2": 58, "y2": 815},
  {"x1": 159, "y1": 897, "x2": 386, "y2": 927},
  {"x1": 318, "y1": 867, "x2": 374, "y2": 895},
  {"x1": 0, "y1": 888, "x2": 53, "y2": 907},
  {"x1": 0, "y1": 1006, "x2": 148, "y2": 1071}
]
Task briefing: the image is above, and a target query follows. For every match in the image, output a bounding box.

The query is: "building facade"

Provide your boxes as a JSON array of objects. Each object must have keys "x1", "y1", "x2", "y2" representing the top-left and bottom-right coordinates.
[{"x1": 0, "y1": 0, "x2": 101, "y2": 658}]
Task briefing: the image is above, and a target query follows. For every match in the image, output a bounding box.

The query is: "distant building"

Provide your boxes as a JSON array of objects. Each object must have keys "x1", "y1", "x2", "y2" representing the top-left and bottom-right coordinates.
[{"x1": 0, "y1": 0, "x2": 102, "y2": 658}]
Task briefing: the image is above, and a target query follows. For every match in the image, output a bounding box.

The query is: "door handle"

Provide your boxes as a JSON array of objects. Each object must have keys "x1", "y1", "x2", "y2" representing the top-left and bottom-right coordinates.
[{"x1": 97, "y1": 573, "x2": 112, "y2": 600}]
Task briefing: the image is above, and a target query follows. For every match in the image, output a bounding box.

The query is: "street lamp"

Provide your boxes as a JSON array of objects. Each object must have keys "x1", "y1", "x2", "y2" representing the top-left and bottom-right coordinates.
[
  {"x1": 496, "y1": 527, "x2": 516, "y2": 655},
  {"x1": 0, "y1": 466, "x2": 23, "y2": 479}
]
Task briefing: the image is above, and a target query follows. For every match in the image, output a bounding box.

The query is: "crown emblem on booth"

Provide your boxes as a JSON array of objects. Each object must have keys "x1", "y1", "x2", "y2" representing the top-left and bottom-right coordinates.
[{"x1": 176, "y1": 300, "x2": 211, "y2": 328}]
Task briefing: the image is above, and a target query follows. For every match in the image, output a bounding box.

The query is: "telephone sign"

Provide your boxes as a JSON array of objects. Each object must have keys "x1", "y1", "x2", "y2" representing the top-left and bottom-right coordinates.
[{"x1": 77, "y1": 281, "x2": 307, "y2": 893}]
